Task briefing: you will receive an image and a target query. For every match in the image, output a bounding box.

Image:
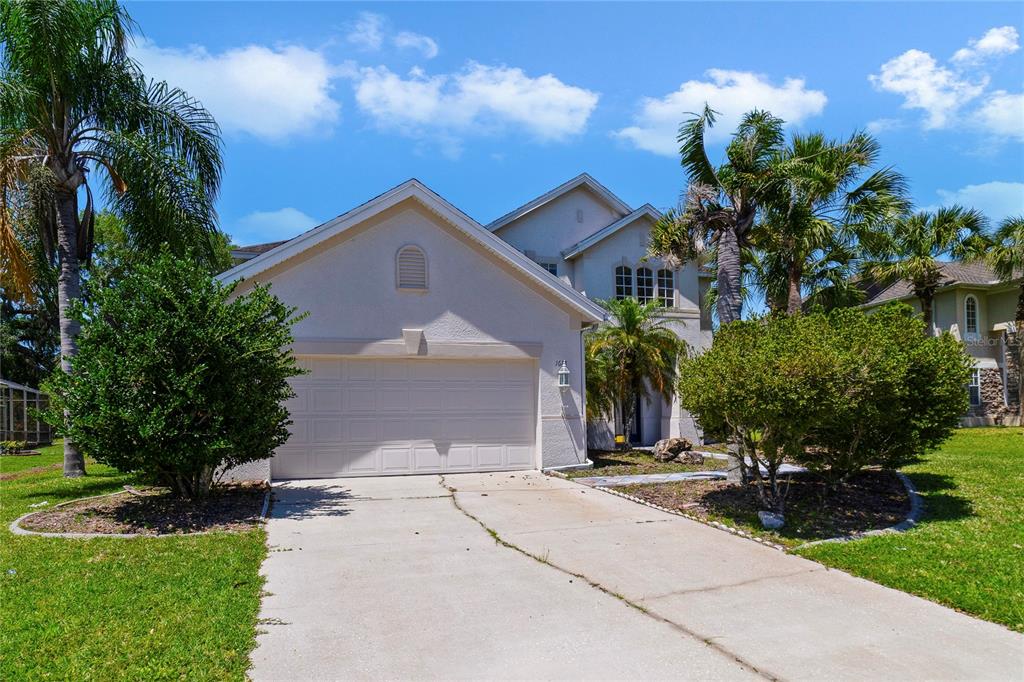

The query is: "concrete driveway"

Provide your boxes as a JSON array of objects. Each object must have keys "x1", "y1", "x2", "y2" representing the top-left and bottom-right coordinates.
[{"x1": 251, "y1": 472, "x2": 1023, "y2": 681}]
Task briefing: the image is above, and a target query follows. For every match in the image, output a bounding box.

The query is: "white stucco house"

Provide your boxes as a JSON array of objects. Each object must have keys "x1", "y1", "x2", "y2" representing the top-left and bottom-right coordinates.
[{"x1": 222, "y1": 174, "x2": 712, "y2": 480}]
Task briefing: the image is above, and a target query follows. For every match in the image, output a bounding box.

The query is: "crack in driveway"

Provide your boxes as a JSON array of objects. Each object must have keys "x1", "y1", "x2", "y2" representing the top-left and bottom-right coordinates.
[{"x1": 439, "y1": 475, "x2": 777, "y2": 681}]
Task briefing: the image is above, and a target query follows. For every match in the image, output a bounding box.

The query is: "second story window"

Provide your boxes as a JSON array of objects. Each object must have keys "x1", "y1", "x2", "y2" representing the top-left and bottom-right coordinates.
[
  {"x1": 615, "y1": 266, "x2": 632, "y2": 300},
  {"x1": 965, "y1": 295, "x2": 978, "y2": 337},
  {"x1": 636, "y1": 268, "x2": 654, "y2": 304},
  {"x1": 538, "y1": 261, "x2": 558, "y2": 276},
  {"x1": 657, "y1": 269, "x2": 673, "y2": 307}
]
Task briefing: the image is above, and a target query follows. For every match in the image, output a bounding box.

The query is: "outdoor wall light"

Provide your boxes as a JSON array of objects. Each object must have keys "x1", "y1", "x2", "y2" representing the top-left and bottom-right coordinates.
[{"x1": 557, "y1": 360, "x2": 570, "y2": 389}]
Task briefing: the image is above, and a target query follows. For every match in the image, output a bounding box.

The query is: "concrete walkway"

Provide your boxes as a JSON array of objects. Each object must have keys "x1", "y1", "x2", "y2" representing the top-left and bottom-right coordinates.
[
  {"x1": 251, "y1": 472, "x2": 1023, "y2": 681},
  {"x1": 572, "y1": 462, "x2": 806, "y2": 488}
]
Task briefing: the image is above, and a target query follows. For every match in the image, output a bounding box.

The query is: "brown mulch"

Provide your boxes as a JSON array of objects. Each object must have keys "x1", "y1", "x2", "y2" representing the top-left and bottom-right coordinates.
[
  {"x1": 621, "y1": 469, "x2": 909, "y2": 546},
  {"x1": 19, "y1": 483, "x2": 268, "y2": 536}
]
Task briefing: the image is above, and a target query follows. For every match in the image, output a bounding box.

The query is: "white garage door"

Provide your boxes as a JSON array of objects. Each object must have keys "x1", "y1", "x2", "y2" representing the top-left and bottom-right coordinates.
[{"x1": 273, "y1": 357, "x2": 537, "y2": 478}]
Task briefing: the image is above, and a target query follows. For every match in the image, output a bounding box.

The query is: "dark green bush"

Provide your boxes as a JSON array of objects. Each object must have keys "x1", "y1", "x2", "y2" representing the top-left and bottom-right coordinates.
[
  {"x1": 44, "y1": 252, "x2": 305, "y2": 498},
  {"x1": 680, "y1": 304, "x2": 970, "y2": 512}
]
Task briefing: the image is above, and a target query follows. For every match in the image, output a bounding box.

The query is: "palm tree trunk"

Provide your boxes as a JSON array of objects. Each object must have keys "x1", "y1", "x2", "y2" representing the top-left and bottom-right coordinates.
[
  {"x1": 716, "y1": 227, "x2": 743, "y2": 325},
  {"x1": 919, "y1": 295, "x2": 935, "y2": 336},
  {"x1": 786, "y1": 261, "x2": 803, "y2": 315},
  {"x1": 1017, "y1": 285, "x2": 1024, "y2": 419},
  {"x1": 54, "y1": 189, "x2": 86, "y2": 478}
]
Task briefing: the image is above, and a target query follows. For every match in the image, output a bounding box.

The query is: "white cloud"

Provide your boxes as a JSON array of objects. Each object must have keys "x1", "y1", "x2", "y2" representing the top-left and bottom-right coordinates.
[
  {"x1": 930, "y1": 181, "x2": 1024, "y2": 221},
  {"x1": 870, "y1": 26, "x2": 1022, "y2": 140},
  {"x1": 132, "y1": 40, "x2": 339, "y2": 141},
  {"x1": 869, "y1": 49, "x2": 985, "y2": 129},
  {"x1": 975, "y1": 91, "x2": 1024, "y2": 141},
  {"x1": 952, "y1": 26, "x2": 1020, "y2": 64},
  {"x1": 346, "y1": 12, "x2": 385, "y2": 52},
  {"x1": 866, "y1": 118, "x2": 905, "y2": 135},
  {"x1": 351, "y1": 62, "x2": 599, "y2": 147},
  {"x1": 394, "y1": 31, "x2": 439, "y2": 59},
  {"x1": 232, "y1": 208, "x2": 319, "y2": 245},
  {"x1": 612, "y1": 69, "x2": 827, "y2": 156}
]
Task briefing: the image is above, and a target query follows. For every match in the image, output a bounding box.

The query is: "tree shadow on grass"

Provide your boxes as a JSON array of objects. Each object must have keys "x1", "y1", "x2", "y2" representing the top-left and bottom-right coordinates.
[{"x1": 906, "y1": 472, "x2": 974, "y2": 524}]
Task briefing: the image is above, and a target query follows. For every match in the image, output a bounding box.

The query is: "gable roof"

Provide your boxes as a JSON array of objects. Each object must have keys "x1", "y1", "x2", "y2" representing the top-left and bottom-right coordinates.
[
  {"x1": 486, "y1": 173, "x2": 632, "y2": 233},
  {"x1": 216, "y1": 179, "x2": 606, "y2": 323},
  {"x1": 862, "y1": 261, "x2": 1020, "y2": 307},
  {"x1": 231, "y1": 240, "x2": 289, "y2": 261},
  {"x1": 561, "y1": 204, "x2": 662, "y2": 260}
]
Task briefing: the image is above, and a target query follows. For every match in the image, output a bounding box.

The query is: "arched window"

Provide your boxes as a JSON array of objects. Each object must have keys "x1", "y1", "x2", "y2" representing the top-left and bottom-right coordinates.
[
  {"x1": 964, "y1": 295, "x2": 978, "y2": 336},
  {"x1": 636, "y1": 268, "x2": 654, "y2": 303},
  {"x1": 614, "y1": 266, "x2": 632, "y2": 300},
  {"x1": 396, "y1": 245, "x2": 428, "y2": 290},
  {"x1": 657, "y1": 269, "x2": 674, "y2": 307}
]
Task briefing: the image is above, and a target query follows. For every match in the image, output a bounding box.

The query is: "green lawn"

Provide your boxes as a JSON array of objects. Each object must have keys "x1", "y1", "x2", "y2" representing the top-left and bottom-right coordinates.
[
  {"x1": 565, "y1": 449, "x2": 728, "y2": 479},
  {"x1": 799, "y1": 427, "x2": 1024, "y2": 632},
  {"x1": 0, "y1": 453, "x2": 267, "y2": 680},
  {"x1": 0, "y1": 440, "x2": 67, "y2": 475}
]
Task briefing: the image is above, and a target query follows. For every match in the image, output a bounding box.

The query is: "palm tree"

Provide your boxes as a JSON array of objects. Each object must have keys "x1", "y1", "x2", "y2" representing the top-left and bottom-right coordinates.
[
  {"x1": 586, "y1": 298, "x2": 687, "y2": 441},
  {"x1": 1, "y1": 0, "x2": 223, "y2": 476},
  {"x1": 987, "y1": 215, "x2": 1024, "y2": 417},
  {"x1": 756, "y1": 131, "x2": 908, "y2": 314},
  {"x1": 865, "y1": 207, "x2": 988, "y2": 335},
  {"x1": 648, "y1": 106, "x2": 785, "y2": 325}
]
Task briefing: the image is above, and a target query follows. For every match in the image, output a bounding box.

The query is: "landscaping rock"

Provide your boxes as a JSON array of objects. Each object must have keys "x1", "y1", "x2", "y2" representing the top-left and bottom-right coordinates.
[
  {"x1": 653, "y1": 437, "x2": 694, "y2": 462},
  {"x1": 758, "y1": 511, "x2": 785, "y2": 530}
]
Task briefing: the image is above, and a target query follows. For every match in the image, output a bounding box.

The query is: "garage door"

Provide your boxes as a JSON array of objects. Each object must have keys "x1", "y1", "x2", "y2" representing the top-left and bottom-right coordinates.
[{"x1": 272, "y1": 357, "x2": 537, "y2": 478}]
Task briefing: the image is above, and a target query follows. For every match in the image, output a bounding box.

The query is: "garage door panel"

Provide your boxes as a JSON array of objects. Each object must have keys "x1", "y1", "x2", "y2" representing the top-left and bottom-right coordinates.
[
  {"x1": 345, "y1": 445, "x2": 378, "y2": 474},
  {"x1": 278, "y1": 358, "x2": 536, "y2": 477},
  {"x1": 381, "y1": 446, "x2": 412, "y2": 472},
  {"x1": 508, "y1": 445, "x2": 533, "y2": 466},
  {"x1": 311, "y1": 418, "x2": 342, "y2": 443},
  {"x1": 311, "y1": 388, "x2": 343, "y2": 412}
]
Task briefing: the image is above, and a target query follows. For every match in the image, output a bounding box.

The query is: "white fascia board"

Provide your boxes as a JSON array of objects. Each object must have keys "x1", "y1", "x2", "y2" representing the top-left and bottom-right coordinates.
[{"x1": 216, "y1": 179, "x2": 606, "y2": 324}]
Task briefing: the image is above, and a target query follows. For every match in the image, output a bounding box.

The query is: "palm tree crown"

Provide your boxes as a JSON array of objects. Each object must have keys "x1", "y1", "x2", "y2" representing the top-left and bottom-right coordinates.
[
  {"x1": 648, "y1": 105, "x2": 786, "y2": 326},
  {"x1": 865, "y1": 206, "x2": 989, "y2": 334},
  {"x1": 0, "y1": 0, "x2": 223, "y2": 475},
  {"x1": 755, "y1": 131, "x2": 908, "y2": 313},
  {"x1": 586, "y1": 298, "x2": 687, "y2": 439},
  {"x1": 986, "y1": 215, "x2": 1024, "y2": 418}
]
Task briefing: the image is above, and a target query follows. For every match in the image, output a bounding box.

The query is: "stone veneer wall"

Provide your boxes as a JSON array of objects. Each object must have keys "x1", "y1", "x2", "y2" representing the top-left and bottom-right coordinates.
[
  {"x1": 964, "y1": 329, "x2": 1021, "y2": 426},
  {"x1": 1005, "y1": 330, "x2": 1021, "y2": 414}
]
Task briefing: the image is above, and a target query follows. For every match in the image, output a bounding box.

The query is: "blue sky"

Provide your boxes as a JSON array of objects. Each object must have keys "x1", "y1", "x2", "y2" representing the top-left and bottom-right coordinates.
[{"x1": 126, "y1": 2, "x2": 1024, "y2": 246}]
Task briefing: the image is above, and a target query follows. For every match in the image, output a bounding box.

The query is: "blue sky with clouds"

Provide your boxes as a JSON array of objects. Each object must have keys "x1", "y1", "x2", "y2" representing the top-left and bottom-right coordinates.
[{"x1": 126, "y1": 2, "x2": 1024, "y2": 246}]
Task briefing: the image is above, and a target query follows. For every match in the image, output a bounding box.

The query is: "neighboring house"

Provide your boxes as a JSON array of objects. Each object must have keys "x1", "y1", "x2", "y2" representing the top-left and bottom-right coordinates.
[
  {"x1": 221, "y1": 179, "x2": 605, "y2": 479},
  {"x1": 859, "y1": 261, "x2": 1021, "y2": 426},
  {"x1": 224, "y1": 175, "x2": 713, "y2": 480}
]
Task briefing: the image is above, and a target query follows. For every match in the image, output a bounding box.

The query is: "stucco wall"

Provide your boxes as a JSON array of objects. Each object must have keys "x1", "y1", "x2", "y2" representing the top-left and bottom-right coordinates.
[
  {"x1": 494, "y1": 186, "x2": 626, "y2": 264},
  {"x1": 231, "y1": 199, "x2": 590, "y2": 471}
]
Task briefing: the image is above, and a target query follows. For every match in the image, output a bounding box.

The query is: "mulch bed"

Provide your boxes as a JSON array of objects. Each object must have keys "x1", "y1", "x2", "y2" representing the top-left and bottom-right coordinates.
[
  {"x1": 621, "y1": 469, "x2": 909, "y2": 545},
  {"x1": 19, "y1": 483, "x2": 268, "y2": 536}
]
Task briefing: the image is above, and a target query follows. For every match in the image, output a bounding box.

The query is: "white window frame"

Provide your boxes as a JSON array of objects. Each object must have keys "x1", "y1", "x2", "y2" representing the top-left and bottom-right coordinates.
[
  {"x1": 615, "y1": 266, "x2": 633, "y2": 300},
  {"x1": 968, "y1": 367, "x2": 981, "y2": 407},
  {"x1": 396, "y1": 244, "x2": 428, "y2": 291},
  {"x1": 964, "y1": 294, "x2": 979, "y2": 338},
  {"x1": 636, "y1": 267, "x2": 654, "y2": 304},
  {"x1": 657, "y1": 269, "x2": 674, "y2": 307}
]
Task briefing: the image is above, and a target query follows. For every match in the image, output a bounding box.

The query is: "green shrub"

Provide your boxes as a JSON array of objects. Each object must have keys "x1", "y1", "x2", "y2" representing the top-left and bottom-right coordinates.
[
  {"x1": 680, "y1": 304, "x2": 970, "y2": 512},
  {"x1": 44, "y1": 252, "x2": 305, "y2": 498},
  {"x1": 1, "y1": 440, "x2": 28, "y2": 454}
]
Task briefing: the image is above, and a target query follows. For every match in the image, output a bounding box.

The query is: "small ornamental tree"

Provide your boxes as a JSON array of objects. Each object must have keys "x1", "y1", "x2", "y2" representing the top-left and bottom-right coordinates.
[
  {"x1": 680, "y1": 304, "x2": 969, "y2": 513},
  {"x1": 44, "y1": 252, "x2": 305, "y2": 498}
]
